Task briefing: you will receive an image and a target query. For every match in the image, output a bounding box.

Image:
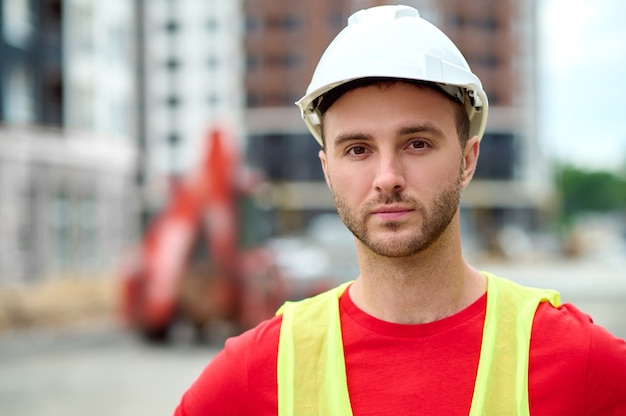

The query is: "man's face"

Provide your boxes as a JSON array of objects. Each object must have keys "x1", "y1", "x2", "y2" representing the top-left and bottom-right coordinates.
[{"x1": 319, "y1": 82, "x2": 476, "y2": 258}]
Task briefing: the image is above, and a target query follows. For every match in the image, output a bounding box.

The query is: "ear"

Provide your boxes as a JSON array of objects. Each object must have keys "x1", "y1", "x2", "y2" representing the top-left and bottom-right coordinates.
[
  {"x1": 319, "y1": 149, "x2": 332, "y2": 189},
  {"x1": 461, "y1": 136, "x2": 480, "y2": 189}
]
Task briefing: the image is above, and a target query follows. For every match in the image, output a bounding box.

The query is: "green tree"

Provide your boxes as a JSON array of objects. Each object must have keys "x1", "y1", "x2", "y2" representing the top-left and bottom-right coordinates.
[{"x1": 556, "y1": 165, "x2": 626, "y2": 225}]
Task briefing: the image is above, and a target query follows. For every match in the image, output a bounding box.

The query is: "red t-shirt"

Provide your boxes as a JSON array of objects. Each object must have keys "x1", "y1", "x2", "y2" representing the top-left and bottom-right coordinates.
[{"x1": 174, "y1": 287, "x2": 626, "y2": 415}]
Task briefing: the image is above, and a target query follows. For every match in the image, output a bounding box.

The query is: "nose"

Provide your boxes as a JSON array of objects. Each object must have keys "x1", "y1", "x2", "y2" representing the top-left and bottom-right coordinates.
[{"x1": 372, "y1": 152, "x2": 406, "y2": 193}]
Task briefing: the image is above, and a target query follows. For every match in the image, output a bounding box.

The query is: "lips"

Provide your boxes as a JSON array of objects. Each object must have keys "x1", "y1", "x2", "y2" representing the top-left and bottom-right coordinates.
[{"x1": 371, "y1": 205, "x2": 414, "y2": 221}]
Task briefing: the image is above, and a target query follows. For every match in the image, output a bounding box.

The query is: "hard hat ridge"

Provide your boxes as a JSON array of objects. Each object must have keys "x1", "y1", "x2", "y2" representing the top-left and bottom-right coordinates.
[{"x1": 347, "y1": 3, "x2": 421, "y2": 24}]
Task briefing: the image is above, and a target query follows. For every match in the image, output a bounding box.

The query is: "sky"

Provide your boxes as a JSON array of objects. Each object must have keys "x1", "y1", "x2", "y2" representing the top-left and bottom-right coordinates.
[{"x1": 538, "y1": 0, "x2": 626, "y2": 172}]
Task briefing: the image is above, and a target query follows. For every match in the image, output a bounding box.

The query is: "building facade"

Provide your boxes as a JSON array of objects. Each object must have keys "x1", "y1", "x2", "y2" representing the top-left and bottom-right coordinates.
[
  {"x1": 135, "y1": 0, "x2": 244, "y2": 219},
  {"x1": 0, "y1": 0, "x2": 137, "y2": 284},
  {"x1": 434, "y1": 0, "x2": 553, "y2": 250}
]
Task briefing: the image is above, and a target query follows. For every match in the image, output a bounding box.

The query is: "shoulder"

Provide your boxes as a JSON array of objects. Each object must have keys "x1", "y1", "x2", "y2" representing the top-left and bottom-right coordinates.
[
  {"x1": 233, "y1": 313, "x2": 283, "y2": 350},
  {"x1": 531, "y1": 301, "x2": 626, "y2": 412},
  {"x1": 532, "y1": 300, "x2": 625, "y2": 354},
  {"x1": 532, "y1": 300, "x2": 626, "y2": 361},
  {"x1": 221, "y1": 315, "x2": 283, "y2": 378},
  {"x1": 221, "y1": 315, "x2": 283, "y2": 390},
  {"x1": 175, "y1": 315, "x2": 282, "y2": 415},
  {"x1": 533, "y1": 301, "x2": 594, "y2": 338}
]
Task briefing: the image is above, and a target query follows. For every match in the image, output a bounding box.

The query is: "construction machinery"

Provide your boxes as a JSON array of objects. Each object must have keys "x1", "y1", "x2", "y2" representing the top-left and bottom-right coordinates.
[{"x1": 119, "y1": 125, "x2": 286, "y2": 342}]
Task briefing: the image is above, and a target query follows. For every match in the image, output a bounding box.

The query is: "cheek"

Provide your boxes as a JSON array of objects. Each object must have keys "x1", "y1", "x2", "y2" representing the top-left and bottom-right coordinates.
[
  {"x1": 329, "y1": 173, "x2": 352, "y2": 196},
  {"x1": 431, "y1": 149, "x2": 463, "y2": 176},
  {"x1": 328, "y1": 168, "x2": 368, "y2": 200},
  {"x1": 409, "y1": 157, "x2": 462, "y2": 192}
]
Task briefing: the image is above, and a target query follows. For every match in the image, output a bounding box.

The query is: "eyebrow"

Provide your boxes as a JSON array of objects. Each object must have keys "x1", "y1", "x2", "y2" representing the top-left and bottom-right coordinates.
[
  {"x1": 331, "y1": 123, "x2": 446, "y2": 148},
  {"x1": 332, "y1": 132, "x2": 373, "y2": 149},
  {"x1": 397, "y1": 123, "x2": 446, "y2": 139}
]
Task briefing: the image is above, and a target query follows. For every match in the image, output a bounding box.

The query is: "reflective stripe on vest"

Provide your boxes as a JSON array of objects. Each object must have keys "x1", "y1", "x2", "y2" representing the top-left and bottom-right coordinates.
[{"x1": 276, "y1": 273, "x2": 561, "y2": 416}]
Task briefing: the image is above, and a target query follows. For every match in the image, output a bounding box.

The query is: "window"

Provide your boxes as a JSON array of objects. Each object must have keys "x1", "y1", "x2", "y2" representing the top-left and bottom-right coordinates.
[
  {"x1": 329, "y1": 11, "x2": 344, "y2": 29},
  {"x1": 447, "y1": 15, "x2": 498, "y2": 31},
  {"x1": 247, "y1": 133, "x2": 326, "y2": 181},
  {"x1": 168, "y1": 132, "x2": 180, "y2": 146},
  {"x1": 282, "y1": 15, "x2": 301, "y2": 30},
  {"x1": 246, "y1": 93, "x2": 261, "y2": 107},
  {"x1": 208, "y1": 93, "x2": 220, "y2": 106},
  {"x1": 485, "y1": 91, "x2": 501, "y2": 106},
  {"x1": 71, "y1": 85, "x2": 94, "y2": 130},
  {"x1": 109, "y1": 23, "x2": 128, "y2": 61},
  {"x1": 51, "y1": 192, "x2": 71, "y2": 269},
  {"x1": 166, "y1": 95, "x2": 181, "y2": 108},
  {"x1": 77, "y1": 196, "x2": 98, "y2": 268},
  {"x1": 246, "y1": 16, "x2": 262, "y2": 33},
  {"x1": 473, "y1": 132, "x2": 516, "y2": 180},
  {"x1": 166, "y1": 57, "x2": 181, "y2": 71},
  {"x1": 206, "y1": 18, "x2": 218, "y2": 32},
  {"x1": 447, "y1": 14, "x2": 463, "y2": 29},
  {"x1": 471, "y1": 16, "x2": 498, "y2": 31},
  {"x1": 2, "y1": 0, "x2": 34, "y2": 48},
  {"x1": 3, "y1": 62, "x2": 35, "y2": 123},
  {"x1": 283, "y1": 53, "x2": 301, "y2": 68},
  {"x1": 207, "y1": 55, "x2": 219, "y2": 69},
  {"x1": 74, "y1": 3, "x2": 93, "y2": 53},
  {"x1": 246, "y1": 55, "x2": 260, "y2": 71},
  {"x1": 285, "y1": 90, "x2": 301, "y2": 105},
  {"x1": 165, "y1": 20, "x2": 180, "y2": 34},
  {"x1": 474, "y1": 53, "x2": 499, "y2": 69}
]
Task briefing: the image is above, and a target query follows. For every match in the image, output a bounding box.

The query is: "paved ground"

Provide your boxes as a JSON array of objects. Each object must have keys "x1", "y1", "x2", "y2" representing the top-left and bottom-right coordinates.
[
  {"x1": 0, "y1": 257, "x2": 624, "y2": 415},
  {"x1": 0, "y1": 323, "x2": 219, "y2": 416}
]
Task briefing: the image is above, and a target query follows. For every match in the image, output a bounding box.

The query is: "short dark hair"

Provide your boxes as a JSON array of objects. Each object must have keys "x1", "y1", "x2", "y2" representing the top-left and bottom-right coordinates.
[{"x1": 318, "y1": 77, "x2": 470, "y2": 149}]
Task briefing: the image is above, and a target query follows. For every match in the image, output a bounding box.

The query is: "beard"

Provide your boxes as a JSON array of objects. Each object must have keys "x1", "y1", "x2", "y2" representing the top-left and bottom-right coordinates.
[{"x1": 332, "y1": 169, "x2": 463, "y2": 258}]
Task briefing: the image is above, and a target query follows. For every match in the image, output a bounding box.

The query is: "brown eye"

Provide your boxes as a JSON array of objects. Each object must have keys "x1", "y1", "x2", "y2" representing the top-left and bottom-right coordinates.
[
  {"x1": 410, "y1": 140, "x2": 429, "y2": 149},
  {"x1": 348, "y1": 146, "x2": 367, "y2": 155}
]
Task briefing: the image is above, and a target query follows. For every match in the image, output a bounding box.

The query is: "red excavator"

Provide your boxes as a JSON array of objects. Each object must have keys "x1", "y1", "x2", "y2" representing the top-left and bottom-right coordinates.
[{"x1": 119, "y1": 125, "x2": 286, "y2": 342}]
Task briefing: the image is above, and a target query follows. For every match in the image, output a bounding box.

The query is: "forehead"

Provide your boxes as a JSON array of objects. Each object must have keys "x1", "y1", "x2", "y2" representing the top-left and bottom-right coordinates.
[{"x1": 322, "y1": 82, "x2": 457, "y2": 140}]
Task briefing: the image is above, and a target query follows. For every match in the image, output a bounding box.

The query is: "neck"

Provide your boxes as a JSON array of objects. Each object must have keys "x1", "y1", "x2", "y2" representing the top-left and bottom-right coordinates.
[{"x1": 349, "y1": 228, "x2": 486, "y2": 324}]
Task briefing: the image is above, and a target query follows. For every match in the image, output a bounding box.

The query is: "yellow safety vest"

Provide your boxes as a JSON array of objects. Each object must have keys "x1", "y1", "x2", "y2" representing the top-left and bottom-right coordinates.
[{"x1": 276, "y1": 272, "x2": 560, "y2": 416}]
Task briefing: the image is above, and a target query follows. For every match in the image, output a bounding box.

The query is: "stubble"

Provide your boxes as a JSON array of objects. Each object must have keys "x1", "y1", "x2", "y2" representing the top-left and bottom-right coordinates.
[{"x1": 332, "y1": 169, "x2": 463, "y2": 258}]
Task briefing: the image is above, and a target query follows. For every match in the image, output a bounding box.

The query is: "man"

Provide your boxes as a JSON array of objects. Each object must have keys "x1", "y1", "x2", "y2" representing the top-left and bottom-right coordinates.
[{"x1": 174, "y1": 5, "x2": 626, "y2": 415}]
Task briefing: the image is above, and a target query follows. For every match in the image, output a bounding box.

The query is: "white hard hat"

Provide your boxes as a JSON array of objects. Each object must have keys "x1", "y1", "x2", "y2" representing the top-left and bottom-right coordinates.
[{"x1": 296, "y1": 5, "x2": 489, "y2": 146}]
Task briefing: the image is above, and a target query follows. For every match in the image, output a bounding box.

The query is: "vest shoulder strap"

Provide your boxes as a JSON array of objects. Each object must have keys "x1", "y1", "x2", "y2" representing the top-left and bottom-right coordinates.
[
  {"x1": 470, "y1": 272, "x2": 560, "y2": 416},
  {"x1": 276, "y1": 281, "x2": 353, "y2": 416}
]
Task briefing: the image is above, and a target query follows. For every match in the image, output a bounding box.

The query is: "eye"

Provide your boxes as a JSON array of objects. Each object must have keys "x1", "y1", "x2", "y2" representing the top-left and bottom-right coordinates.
[
  {"x1": 408, "y1": 139, "x2": 430, "y2": 150},
  {"x1": 347, "y1": 145, "x2": 368, "y2": 156}
]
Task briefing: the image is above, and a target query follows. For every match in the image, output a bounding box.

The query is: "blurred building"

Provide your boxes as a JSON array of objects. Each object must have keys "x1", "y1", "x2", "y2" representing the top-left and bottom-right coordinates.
[
  {"x1": 243, "y1": 0, "x2": 553, "y2": 249},
  {"x1": 434, "y1": 0, "x2": 553, "y2": 250},
  {"x1": 243, "y1": 0, "x2": 355, "y2": 233},
  {"x1": 0, "y1": 0, "x2": 137, "y2": 284},
  {"x1": 134, "y1": 0, "x2": 244, "y2": 219}
]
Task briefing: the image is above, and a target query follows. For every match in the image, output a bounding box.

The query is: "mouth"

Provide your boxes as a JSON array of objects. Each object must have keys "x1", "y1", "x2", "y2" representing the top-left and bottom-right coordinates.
[{"x1": 371, "y1": 206, "x2": 414, "y2": 222}]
